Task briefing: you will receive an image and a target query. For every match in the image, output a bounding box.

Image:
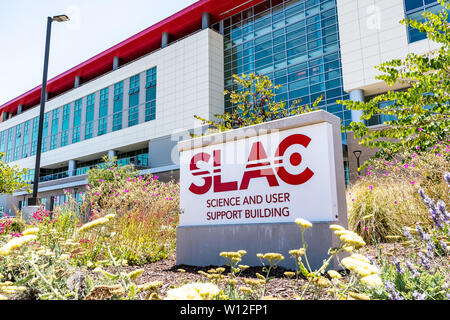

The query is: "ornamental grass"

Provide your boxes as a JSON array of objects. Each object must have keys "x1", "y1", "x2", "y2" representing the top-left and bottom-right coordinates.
[{"x1": 347, "y1": 151, "x2": 449, "y2": 244}]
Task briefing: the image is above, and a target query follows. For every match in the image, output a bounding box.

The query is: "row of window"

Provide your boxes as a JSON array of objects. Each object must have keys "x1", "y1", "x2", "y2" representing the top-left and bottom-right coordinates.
[
  {"x1": 0, "y1": 67, "x2": 156, "y2": 163},
  {"x1": 20, "y1": 148, "x2": 149, "y2": 184}
]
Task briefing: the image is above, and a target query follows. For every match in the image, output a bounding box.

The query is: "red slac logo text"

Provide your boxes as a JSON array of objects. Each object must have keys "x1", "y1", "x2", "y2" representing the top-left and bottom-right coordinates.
[{"x1": 188, "y1": 134, "x2": 314, "y2": 195}]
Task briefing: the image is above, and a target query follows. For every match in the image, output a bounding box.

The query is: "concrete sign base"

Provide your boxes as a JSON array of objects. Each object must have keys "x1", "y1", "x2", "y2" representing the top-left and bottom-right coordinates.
[{"x1": 177, "y1": 222, "x2": 343, "y2": 270}]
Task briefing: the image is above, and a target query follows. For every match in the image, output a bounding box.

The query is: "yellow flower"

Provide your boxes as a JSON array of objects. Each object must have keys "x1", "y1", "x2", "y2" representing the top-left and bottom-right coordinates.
[
  {"x1": 289, "y1": 249, "x2": 305, "y2": 257},
  {"x1": 215, "y1": 267, "x2": 225, "y2": 274},
  {"x1": 327, "y1": 270, "x2": 342, "y2": 279},
  {"x1": 238, "y1": 286, "x2": 253, "y2": 295},
  {"x1": 104, "y1": 214, "x2": 116, "y2": 220},
  {"x1": 177, "y1": 269, "x2": 186, "y2": 273},
  {"x1": 262, "y1": 253, "x2": 284, "y2": 264},
  {"x1": 237, "y1": 250, "x2": 247, "y2": 257},
  {"x1": 360, "y1": 274, "x2": 383, "y2": 287},
  {"x1": 362, "y1": 214, "x2": 374, "y2": 220},
  {"x1": 165, "y1": 283, "x2": 220, "y2": 300},
  {"x1": 255, "y1": 273, "x2": 265, "y2": 280},
  {"x1": 329, "y1": 224, "x2": 345, "y2": 231},
  {"x1": 284, "y1": 271, "x2": 296, "y2": 278},
  {"x1": 77, "y1": 217, "x2": 110, "y2": 233},
  {"x1": 341, "y1": 257, "x2": 379, "y2": 277},
  {"x1": 242, "y1": 278, "x2": 265, "y2": 286},
  {"x1": 295, "y1": 218, "x2": 312, "y2": 229},
  {"x1": 0, "y1": 235, "x2": 37, "y2": 256},
  {"x1": 349, "y1": 253, "x2": 371, "y2": 264},
  {"x1": 256, "y1": 253, "x2": 263, "y2": 259},
  {"x1": 312, "y1": 276, "x2": 329, "y2": 288},
  {"x1": 340, "y1": 234, "x2": 366, "y2": 248},
  {"x1": 22, "y1": 228, "x2": 39, "y2": 235},
  {"x1": 348, "y1": 291, "x2": 371, "y2": 300},
  {"x1": 0, "y1": 294, "x2": 7, "y2": 300},
  {"x1": 128, "y1": 269, "x2": 144, "y2": 280},
  {"x1": 141, "y1": 281, "x2": 163, "y2": 291},
  {"x1": 238, "y1": 265, "x2": 249, "y2": 271}
]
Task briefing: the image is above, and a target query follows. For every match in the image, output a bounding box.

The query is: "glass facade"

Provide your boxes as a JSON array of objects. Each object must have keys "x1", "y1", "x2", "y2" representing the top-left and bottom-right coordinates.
[
  {"x1": 22, "y1": 120, "x2": 30, "y2": 158},
  {"x1": 145, "y1": 67, "x2": 157, "y2": 121},
  {"x1": 50, "y1": 108, "x2": 60, "y2": 150},
  {"x1": 0, "y1": 67, "x2": 157, "y2": 184},
  {"x1": 30, "y1": 116, "x2": 39, "y2": 156},
  {"x1": 405, "y1": 0, "x2": 450, "y2": 43},
  {"x1": 113, "y1": 81, "x2": 124, "y2": 131},
  {"x1": 212, "y1": 0, "x2": 350, "y2": 133},
  {"x1": 72, "y1": 99, "x2": 82, "y2": 143},
  {"x1": 13, "y1": 123, "x2": 21, "y2": 161},
  {"x1": 85, "y1": 93, "x2": 95, "y2": 140},
  {"x1": 61, "y1": 104, "x2": 70, "y2": 147},
  {"x1": 98, "y1": 87, "x2": 109, "y2": 136},
  {"x1": 128, "y1": 74, "x2": 140, "y2": 127}
]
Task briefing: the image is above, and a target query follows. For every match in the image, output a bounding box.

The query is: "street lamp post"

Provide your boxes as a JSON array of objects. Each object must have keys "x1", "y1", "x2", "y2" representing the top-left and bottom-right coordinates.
[
  {"x1": 28, "y1": 15, "x2": 70, "y2": 207},
  {"x1": 353, "y1": 150, "x2": 362, "y2": 176}
]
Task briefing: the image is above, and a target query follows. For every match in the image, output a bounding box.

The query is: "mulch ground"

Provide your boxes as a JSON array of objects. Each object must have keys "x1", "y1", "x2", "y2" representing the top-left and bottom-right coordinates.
[{"x1": 92, "y1": 243, "x2": 414, "y2": 300}]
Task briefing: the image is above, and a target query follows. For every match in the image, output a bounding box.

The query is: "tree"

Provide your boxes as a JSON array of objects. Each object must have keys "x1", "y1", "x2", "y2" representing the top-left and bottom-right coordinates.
[
  {"x1": 194, "y1": 73, "x2": 322, "y2": 134},
  {"x1": 0, "y1": 152, "x2": 30, "y2": 194},
  {"x1": 338, "y1": 0, "x2": 450, "y2": 169},
  {"x1": 86, "y1": 155, "x2": 138, "y2": 188}
]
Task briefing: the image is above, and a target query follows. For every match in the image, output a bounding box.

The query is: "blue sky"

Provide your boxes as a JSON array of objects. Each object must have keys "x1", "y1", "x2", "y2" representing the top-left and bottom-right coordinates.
[{"x1": 0, "y1": 0, "x2": 198, "y2": 106}]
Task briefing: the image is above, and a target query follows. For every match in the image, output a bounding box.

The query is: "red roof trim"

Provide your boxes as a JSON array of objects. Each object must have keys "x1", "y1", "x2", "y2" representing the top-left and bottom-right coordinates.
[{"x1": 0, "y1": 0, "x2": 265, "y2": 116}]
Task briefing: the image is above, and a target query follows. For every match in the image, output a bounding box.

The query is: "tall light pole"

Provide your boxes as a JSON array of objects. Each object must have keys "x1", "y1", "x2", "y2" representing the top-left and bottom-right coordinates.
[
  {"x1": 28, "y1": 15, "x2": 70, "y2": 207},
  {"x1": 353, "y1": 150, "x2": 362, "y2": 176}
]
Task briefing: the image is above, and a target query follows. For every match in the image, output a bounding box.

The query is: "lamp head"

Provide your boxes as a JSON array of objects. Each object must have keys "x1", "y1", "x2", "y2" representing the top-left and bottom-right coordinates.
[
  {"x1": 353, "y1": 150, "x2": 362, "y2": 158},
  {"x1": 52, "y1": 15, "x2": 70, "y2": 22}
]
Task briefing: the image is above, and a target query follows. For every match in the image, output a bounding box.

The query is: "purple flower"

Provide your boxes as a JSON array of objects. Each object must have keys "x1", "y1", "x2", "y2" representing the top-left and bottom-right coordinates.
[
  {"x1": 403, "y1": 227, "x2": 413, "y2": 240},
  {"x1": 412, "y1": 291, "x2": 425, "y2": 300},
  {"x1": 125, "y1": 189, "x2": 129, "y2": 193},
  {"x1": 384, "y1": 280, "x2": 404, "y2": 300},
  {"x1": 405, "y1": 261, "x2": 419, "y2": 278},
  {"x1": 394, "y1": 257, "x2": 405, "y2": 275}
]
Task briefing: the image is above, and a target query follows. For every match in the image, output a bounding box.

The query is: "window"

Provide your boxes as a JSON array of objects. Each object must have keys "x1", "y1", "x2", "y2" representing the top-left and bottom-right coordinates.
[
  {"x1": 31, "y1": 117, "x2": 39, "y2": 156},
  {"x1": 85, "y1": 93, "x2": 95, "y2": 140},
  {"x1": 13, "y1": 124, "x2": 22, "y2": 160},
  {"x1": 0, "y1": 131, "x2": 5, "y2": 154},
  {"x1": 41, "y1": 113, "x2": 49, "y2": 152},
  {"x1": 145, "y1": 67, "x2": 157, "y2": 121},
  {"x1": 364, "y1": 100, "x2": 398, "y2": 126},
  {"x1": 22, "y1": 121, "x2": 30, "y2": 158},
  {"x1": 113, "y1": 81, "x2": 123, "y2": 131},
  {"x1": 404, "y1": 0, "x2": 450, "y2": 43},
  {"x1": 61, "y1": 104, "x2": 70, "y2": 147},
  {"x1": 72, "y1": 99, "x2": 82, "y2": 143},
  {"x1": 50, "y1": 108, "x2": 60, "y2": 150},
  {"x1": 5, "y1": 127, "x2": 13, "y2": 162},
  {"x1": 98, "y1": 87, "x2": 109, "y2": 136},
  {"x1": 128, "y1": 74, "x2": 140, "y2": 127}
]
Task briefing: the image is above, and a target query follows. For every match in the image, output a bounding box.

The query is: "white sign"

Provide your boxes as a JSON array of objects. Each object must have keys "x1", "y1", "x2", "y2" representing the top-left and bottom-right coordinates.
[{"x1": 179, "y1": 122, "x2": 339, "y2": 226}]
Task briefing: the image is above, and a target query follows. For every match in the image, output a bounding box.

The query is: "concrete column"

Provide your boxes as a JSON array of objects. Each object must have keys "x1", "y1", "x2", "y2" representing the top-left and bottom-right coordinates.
[
  {"x1": 17, "y1": 104, "x2": 23, "y2": 115},
  {"x1": 45, "y1": 92, "x2": 49, "y2": 102},
  {"x1": 108, "y1": 150, "x2": 116, "y2": 160},
  {"x1": 2, "y1": 112, "x2": 8, "y2": 121},
  {"x1": 161, "y1": 32, "x2": 170, "y2": 48},
  {"x1": 74, "y1": 76, "x2": 81, "y2": 88},
  {"x1": 202, "y1": 12, "x2": 211, "y2": 29},
  {"x1": 349, "y1": 89, "x2": 364, "y2": 122},
  {"x1": 113, "y1": 56, "x2": 120, "y2": 70},
  {"x1": 68, "y1": 160, "x2": 76, "y2": 177}
]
